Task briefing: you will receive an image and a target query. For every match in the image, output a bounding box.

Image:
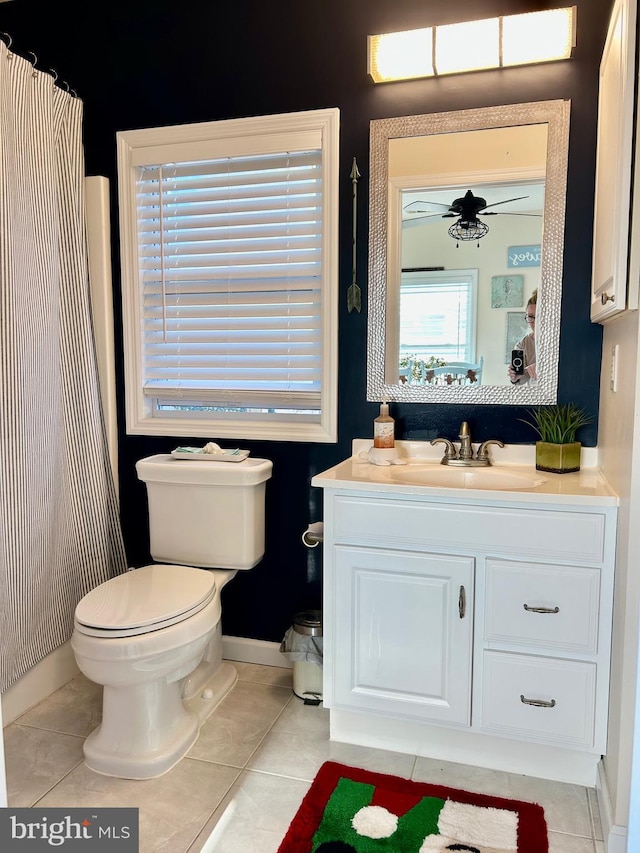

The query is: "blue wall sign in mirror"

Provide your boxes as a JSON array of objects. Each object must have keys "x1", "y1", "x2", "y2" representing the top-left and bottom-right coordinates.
[{"x1": 508, "y1": 245, "x2": 542, "y2": 267}]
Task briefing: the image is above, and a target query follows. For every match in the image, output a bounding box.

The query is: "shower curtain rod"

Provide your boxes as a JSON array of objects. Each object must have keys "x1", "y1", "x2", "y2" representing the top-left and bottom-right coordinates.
[{"x1": 0, "y1": 31, "x2": 79, "y2": 96}]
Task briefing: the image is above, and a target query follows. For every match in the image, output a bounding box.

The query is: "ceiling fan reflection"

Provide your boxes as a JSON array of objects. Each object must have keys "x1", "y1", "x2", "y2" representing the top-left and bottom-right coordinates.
[{"x1": 403, "y1": 189, "x2": 543, "y2": 245}]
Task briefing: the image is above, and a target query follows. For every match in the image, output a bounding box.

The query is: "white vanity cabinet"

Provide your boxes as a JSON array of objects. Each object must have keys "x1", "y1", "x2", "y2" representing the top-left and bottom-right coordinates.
[{"x1": 313, "y1": 456, "x2": 618, "y2": 785}]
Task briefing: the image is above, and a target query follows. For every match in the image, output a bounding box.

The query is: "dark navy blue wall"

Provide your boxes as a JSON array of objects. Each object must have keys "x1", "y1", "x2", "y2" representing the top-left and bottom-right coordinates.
[{"x1": 1, "y1": 0, "x2": 614, "y2": 642}]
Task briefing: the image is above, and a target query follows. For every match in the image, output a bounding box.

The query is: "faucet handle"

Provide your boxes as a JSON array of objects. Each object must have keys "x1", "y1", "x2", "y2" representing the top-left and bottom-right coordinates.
[
  {"x1": 430, "y1": 437, "x2": 457, "y2": 462},
  {"x1": 476, "y1": 439, "x2": 505, "y2": 464}
]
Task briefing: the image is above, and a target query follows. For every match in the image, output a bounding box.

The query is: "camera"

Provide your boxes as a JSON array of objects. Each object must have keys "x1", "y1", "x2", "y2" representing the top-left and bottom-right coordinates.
[{"x1": 511, "y1": 349, "x2": 524, "y2": 375}]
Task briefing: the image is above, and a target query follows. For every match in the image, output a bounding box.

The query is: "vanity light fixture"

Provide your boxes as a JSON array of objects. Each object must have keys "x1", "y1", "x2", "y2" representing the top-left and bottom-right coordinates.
[{"x1": 367, "y1": 6, "x2": 576, "y2": 83}]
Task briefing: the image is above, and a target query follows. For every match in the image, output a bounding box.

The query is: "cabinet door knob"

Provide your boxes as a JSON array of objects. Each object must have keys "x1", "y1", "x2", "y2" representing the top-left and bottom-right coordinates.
[
  {"x1": 520, "y1": 694, "x2": 556, "y2": 709},
  {"x1": 601, "y1": 292, "x2": 615, "y2": 305},
  {"x1": 458, "y1": 585, "x2": 466, "y2": 619},
  {"x1": 523, "y1": 604, "x2": 560, "y2": 614}
]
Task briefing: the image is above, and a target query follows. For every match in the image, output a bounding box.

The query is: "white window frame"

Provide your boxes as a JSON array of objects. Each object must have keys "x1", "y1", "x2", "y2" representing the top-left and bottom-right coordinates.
[
  {"x1": 398, "y1": 268, "x2": 478, "y2": 363},
  {"x1": 116, "y1": 108, "x2": 339, "y2": 442}
]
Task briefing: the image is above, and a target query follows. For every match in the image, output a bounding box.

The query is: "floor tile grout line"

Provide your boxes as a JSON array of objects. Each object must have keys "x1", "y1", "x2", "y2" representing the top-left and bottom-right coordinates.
[
  {"x1": 22, "y1": 756, "x2": 86, "y2": 809},
  {"x1": 587, "y1": 786, "x2": 604, "y2": 842},
  {"x1": 237, "y1": 766, "x2": 320, "y2": 784},
  {"x1": 8, "y1": 721, "x2": 89, "y2": 738},
  {"x1": 547, "y1": 828, "x2": 596, "y2": 841},
  {"x1": 182, "y1": 768, "x2": 245, "y2": 853},
  {"x1": 408, "y1": 754, "x2": 419, "y2": 781},
  {"x1": 234, "y1": 691, "x2": 298, "y2": 770}
]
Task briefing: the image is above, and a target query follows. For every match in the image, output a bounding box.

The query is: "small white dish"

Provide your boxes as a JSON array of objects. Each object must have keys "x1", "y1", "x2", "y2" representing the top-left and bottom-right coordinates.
[{"x1": 171, "y1": 449, "x2": 250, "y2": 463}]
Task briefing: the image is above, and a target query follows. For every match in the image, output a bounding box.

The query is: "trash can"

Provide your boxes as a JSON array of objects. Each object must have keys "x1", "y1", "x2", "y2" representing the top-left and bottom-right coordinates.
[{"x1": 280, "y1": 609, "x2": 323, "y2": 703}]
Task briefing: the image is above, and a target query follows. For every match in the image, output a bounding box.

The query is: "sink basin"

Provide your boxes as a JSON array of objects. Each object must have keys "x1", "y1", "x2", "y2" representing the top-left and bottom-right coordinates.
[{"x1": 391, "y1": 465, "x2": 547, "y2": 491}]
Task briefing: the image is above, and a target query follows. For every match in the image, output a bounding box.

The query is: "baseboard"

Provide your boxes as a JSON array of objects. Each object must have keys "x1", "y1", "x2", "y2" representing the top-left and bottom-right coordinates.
[
  {"x1": 331, "y1": 707, "x2": 600, "y2": 786},
  {"x1": 1, "y1": 642, "x2": 80, "y2": 724},
  {"x1": 597, "y1": 759, "x2": 628, "y2": 852},
  {"x1": 222, "y1": 635, "x2": 292, "y2": 669}
]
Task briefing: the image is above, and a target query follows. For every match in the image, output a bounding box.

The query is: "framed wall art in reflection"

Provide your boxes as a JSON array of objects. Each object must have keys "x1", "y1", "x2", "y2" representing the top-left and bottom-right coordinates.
[
  {"x1": 491, "y1": 275, "x2": 524, "y2": 308},
  {"x1": 505, "y1": 311, "x2": 529, "y2": 362}
]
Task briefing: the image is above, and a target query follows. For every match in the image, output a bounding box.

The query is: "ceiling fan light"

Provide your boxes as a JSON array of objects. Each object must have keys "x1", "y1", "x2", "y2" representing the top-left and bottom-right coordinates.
[
  {"x1": 368, "y1": 29, "x2": 434, "y2": 83},
  {"x1": 435, "y1": 18, "x2": 500, "y2": 75},
  {"x1": 502, "y1": 8, "x2": 576, "y2": 66},
  {"x1": 448, "y1": 219, "x2": 490, "y2": 242}
]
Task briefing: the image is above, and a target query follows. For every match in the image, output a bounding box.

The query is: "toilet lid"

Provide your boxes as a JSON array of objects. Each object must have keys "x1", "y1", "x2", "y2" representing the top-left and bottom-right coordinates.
[{"x1": 75, "y1": 564, "x2": 216, "y2": 635}]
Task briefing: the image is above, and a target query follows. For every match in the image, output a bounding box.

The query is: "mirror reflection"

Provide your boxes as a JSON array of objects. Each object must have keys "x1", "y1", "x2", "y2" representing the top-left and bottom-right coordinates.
[{"x1": 367, "y1": 100, "x2": 570, "y2": 405}]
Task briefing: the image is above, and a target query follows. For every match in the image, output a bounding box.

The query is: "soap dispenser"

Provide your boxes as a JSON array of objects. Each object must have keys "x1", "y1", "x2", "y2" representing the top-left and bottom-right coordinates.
[{"x1": 374, "y1": 401, "x2": 395, "y2": 449}]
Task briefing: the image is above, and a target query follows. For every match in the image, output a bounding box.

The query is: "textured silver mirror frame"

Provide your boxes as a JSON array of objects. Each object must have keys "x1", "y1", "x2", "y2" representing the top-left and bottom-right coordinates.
[{"x1": 367, "y1": 99, "x2": 570, "y2": 405}]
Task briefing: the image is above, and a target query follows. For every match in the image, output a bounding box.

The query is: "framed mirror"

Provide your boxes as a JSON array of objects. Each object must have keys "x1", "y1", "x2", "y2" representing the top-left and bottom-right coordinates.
[{"x1": 367, "y1": 100, "x2": 570, "y2": 404}]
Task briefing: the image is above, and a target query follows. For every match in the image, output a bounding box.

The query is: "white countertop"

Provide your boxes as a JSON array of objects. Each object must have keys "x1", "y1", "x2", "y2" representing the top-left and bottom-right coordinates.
[{"x1": 311, "y1": 441, "x2": 618, "y2": 507}]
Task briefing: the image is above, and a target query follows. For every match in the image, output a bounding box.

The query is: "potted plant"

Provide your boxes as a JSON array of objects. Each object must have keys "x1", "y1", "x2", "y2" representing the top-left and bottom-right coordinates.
[{"x1": 522, "y1": 404, "x2": 592, "y2": 473}]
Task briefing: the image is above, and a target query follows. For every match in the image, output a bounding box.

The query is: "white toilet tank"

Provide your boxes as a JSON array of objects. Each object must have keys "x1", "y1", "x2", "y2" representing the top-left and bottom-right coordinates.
[{"x1": 136, "y1": 454, "x2": 273, "y2": 570}]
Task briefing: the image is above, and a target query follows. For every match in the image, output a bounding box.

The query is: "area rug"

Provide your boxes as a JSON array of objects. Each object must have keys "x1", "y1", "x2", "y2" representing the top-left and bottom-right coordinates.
[{"x1": 277, "y1": 761, "x2": 548, "y2": 853}]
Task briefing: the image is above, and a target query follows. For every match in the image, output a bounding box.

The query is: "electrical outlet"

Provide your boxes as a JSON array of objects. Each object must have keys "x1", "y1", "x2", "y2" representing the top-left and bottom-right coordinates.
[{"x1": 610, "y1": 344, "x2": 619, "y2": 392}]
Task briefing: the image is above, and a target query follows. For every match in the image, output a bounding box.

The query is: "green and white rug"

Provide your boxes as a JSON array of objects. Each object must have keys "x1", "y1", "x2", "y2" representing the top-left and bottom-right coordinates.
[{"x1": 277, "y1": 761, "x2": 548, "y2": 853}]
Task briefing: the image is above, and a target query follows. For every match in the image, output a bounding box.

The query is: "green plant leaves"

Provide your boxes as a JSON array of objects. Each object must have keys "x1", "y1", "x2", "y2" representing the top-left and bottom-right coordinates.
[{"x1": 520, "y1": 403, "x2": 592, "y2": 444}]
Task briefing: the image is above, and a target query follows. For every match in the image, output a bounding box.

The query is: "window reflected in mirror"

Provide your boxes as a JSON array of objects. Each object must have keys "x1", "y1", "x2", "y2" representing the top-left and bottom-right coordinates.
[{"x1": 398, "y1": 269, "x2": 478, "y2": 384}]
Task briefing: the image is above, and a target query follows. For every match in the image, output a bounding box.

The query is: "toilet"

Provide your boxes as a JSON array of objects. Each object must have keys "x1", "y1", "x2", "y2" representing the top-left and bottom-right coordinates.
[{"x1": 71, "y1": 453, "x2": 272, "y2": 780}]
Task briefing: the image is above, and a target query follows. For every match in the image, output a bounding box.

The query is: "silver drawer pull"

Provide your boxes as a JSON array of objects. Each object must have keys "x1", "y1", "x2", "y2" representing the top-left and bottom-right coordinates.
[
  {"x1": 523, "y1": 604, "x2": 560, "y2": 614},
  {"x1": 520, "y1": 694, "x2": 556, "y2": 708}
]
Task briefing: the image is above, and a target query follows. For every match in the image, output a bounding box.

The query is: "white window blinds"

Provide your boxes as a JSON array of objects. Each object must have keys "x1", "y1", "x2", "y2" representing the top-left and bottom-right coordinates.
[
  {"x1": 117, "y1": 109, "x2": 339, "y2": 441},
  {"x1": 399, "y1": 269, "x2": 478, "y2": 361},
  {"x1": 138, "y1": 149, "x2": 323, "y2": 410}
]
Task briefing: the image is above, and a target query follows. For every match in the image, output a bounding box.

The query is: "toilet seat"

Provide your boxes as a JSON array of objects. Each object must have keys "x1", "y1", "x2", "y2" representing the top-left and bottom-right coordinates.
[{"x1": 74, "y1": 564, "x2": 217, "y2": 639}]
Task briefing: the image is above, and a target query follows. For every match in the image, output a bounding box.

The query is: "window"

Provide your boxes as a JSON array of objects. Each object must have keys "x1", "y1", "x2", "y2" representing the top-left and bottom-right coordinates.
[
  {"x1": 398, "y1": 269, "x2": 478, "y2": 363},
  {"x1": 116, "y1": 108, "x2": 339, "y2": 442}
]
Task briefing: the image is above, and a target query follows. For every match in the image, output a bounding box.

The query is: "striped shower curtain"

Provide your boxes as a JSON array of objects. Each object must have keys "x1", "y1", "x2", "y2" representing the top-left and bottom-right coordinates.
[{"x1": 0, "y1": 41, "x2": 127, "y2": 691}]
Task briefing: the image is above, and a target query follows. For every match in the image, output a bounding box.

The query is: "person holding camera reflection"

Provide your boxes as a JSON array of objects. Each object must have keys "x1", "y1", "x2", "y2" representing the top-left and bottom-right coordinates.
[{"x1": 508, "y1": 289, "x2": 537, "y2": 385}]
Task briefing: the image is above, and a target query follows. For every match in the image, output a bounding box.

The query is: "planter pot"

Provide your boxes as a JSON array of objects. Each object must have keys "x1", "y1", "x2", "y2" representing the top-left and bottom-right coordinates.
[{"x1": 535, "y1": 440, "x2": 581, "y2": 474}]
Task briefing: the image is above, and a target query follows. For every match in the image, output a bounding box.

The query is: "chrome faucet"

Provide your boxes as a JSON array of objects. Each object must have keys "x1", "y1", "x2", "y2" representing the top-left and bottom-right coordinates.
[{"x1": 431, "y1": 421, "x2": 504, "y2": 467}]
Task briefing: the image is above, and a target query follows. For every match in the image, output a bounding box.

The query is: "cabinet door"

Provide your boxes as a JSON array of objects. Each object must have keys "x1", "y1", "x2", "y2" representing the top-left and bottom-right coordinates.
[
  {"x1": 591, "y1": 0, "x2": 637, "y2": 322},
  {"x1": 333, "y1": 546, "x2": 473, "y2": 725}
]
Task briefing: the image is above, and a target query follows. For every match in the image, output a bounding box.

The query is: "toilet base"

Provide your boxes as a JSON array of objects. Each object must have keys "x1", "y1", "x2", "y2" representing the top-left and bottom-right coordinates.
[
  {"x1": 84, "y1": 661, "x2": 238, "y2": 780},
  {"x1": 183, "y1": 660, "x2": 237, "y2": 725}
]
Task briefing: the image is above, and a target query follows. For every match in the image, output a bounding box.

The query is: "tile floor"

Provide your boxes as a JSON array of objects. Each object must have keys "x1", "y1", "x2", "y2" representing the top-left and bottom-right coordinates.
[{"x1": 3, "y1": 662, "x2": 605, "y2": 852}]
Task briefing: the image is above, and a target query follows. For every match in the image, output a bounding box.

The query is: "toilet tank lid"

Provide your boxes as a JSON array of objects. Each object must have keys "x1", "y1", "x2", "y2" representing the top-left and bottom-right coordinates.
[{"x1": 136, "y1": 454, "x2": 273, "y2": 486}]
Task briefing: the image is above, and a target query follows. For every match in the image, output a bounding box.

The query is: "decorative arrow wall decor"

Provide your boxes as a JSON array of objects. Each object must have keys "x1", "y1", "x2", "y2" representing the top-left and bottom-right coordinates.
[{"x1": 347, "y1": 157, "x2": 362, "y2": 313}]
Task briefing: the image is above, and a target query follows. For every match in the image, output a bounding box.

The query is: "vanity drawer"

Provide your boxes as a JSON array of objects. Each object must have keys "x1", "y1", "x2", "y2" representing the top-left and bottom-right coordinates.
[
  {"x1": 333, "y1": 495, "x2": 607, "y2": 563},
  {"x1": 485, "y1": 559, "x2": 600, "y2": 653},
  {"x1": 481, "y1": 651, "x2": 596, "y2": 748}
]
